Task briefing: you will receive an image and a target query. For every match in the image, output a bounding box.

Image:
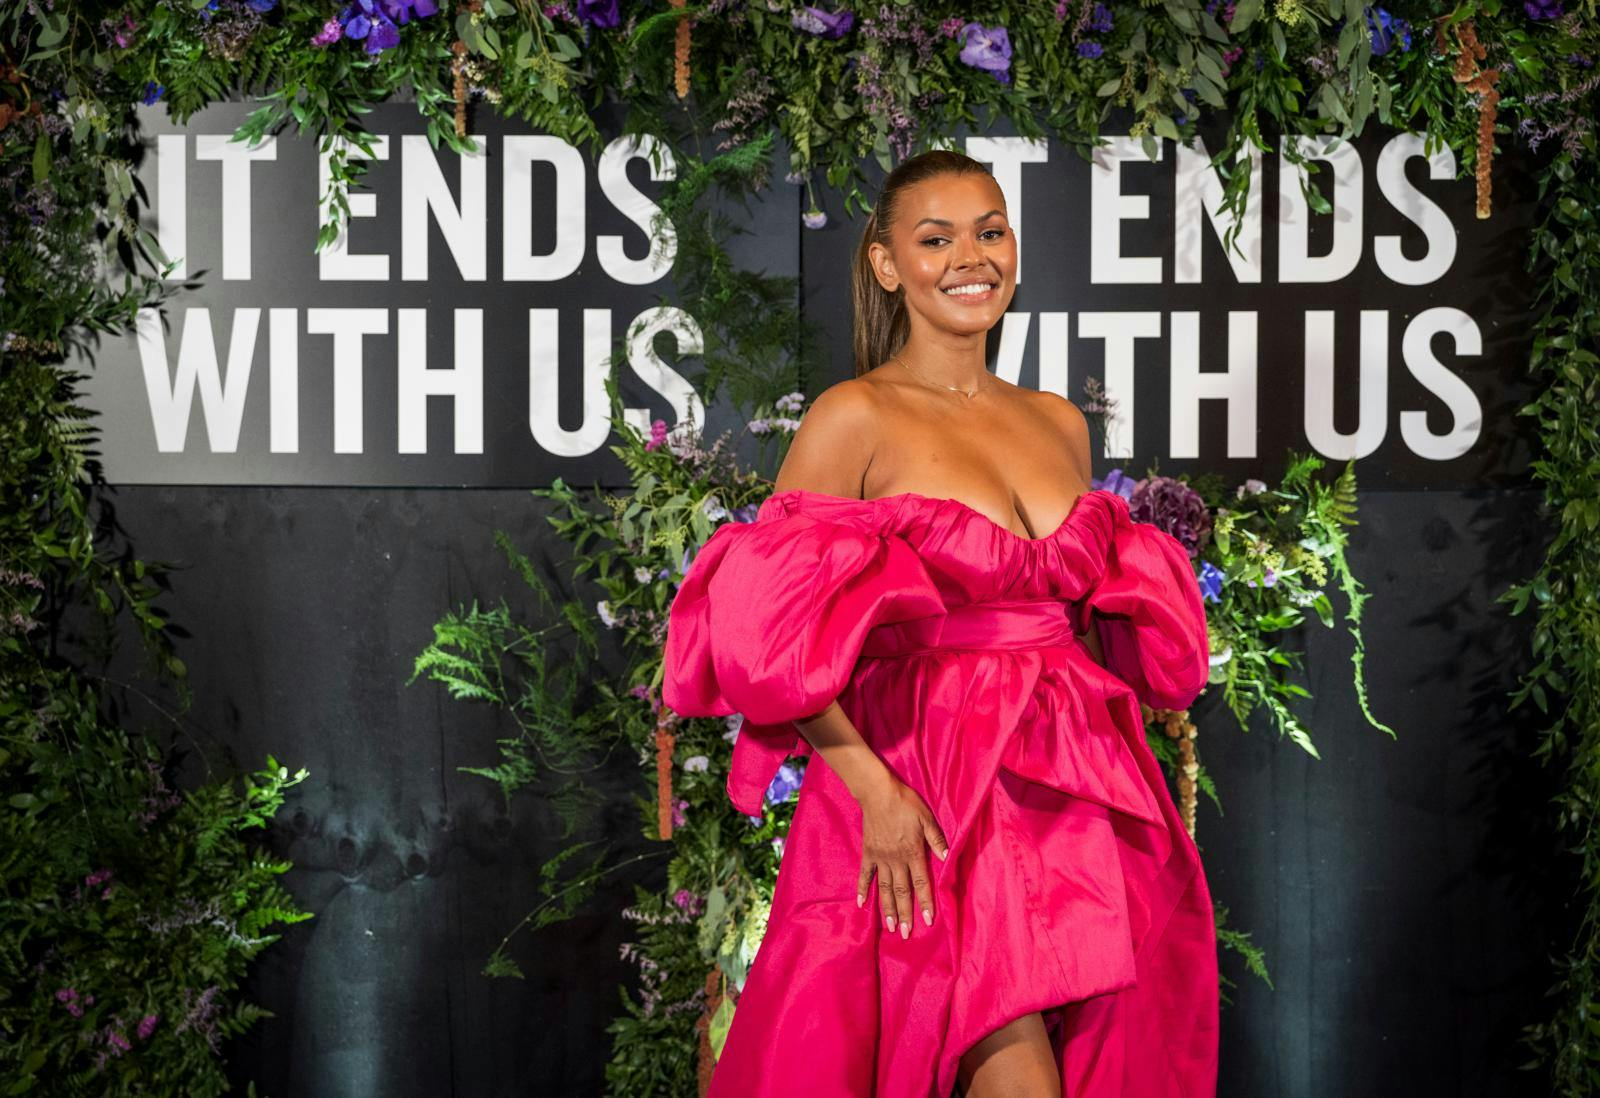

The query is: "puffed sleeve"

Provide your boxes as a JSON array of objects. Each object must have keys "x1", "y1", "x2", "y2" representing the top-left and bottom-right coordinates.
[
  {"x1": 1069, "y1": 497, "x2": 1210, "y2": 712},
  {"x1": 663, "y1": 512, "x2": 946, "y2": 816}
]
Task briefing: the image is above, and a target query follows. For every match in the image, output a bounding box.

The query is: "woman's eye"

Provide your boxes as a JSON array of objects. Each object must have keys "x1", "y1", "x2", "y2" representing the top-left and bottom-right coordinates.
[
  {"x1": 981, "y1": 228, "x2": 1007, "y2": 240},
  {"x1": 920, "y1": 236, "x2": 948, "y2": 247}
]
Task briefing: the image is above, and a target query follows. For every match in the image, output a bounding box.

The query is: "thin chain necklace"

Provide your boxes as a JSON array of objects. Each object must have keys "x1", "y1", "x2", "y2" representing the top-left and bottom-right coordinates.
[{"x1": 893, "y1": 354, "x2": 994, "y2": 400}]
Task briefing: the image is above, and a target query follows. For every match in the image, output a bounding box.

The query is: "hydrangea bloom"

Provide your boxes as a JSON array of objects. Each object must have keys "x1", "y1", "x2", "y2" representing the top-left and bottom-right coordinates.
[{"x1": 1128, "y1": 475, "x2": 1212, "y2": 558}]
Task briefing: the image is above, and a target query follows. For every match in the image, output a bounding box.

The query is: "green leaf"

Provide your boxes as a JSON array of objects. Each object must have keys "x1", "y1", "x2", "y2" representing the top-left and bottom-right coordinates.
[{"x1": 32, "y1": 131, "x2": 50, "y2": 185}]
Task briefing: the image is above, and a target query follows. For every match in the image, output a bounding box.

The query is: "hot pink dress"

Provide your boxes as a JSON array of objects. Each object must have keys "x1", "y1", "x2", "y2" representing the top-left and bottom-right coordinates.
[{"x1": 662, "y1": 487, "x2": 1218, "y2": 1098}]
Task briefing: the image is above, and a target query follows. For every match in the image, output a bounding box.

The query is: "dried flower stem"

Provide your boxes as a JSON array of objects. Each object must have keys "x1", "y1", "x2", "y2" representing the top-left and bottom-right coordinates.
[
  {"x1": 672, "y1": 0, "x2": 691, "y2": 98},
  {"x1": 655, "y1": 716, "x2": 676, "y2": 839},
  {"x1": 1444, "y1": 17, "x2": 1500, "y2": 219},
  {"x1": 696, "y1": 966, "x2": 720, "y2": 1096}
]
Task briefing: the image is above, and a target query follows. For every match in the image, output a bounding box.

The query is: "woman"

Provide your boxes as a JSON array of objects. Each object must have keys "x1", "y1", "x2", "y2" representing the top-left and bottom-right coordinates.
[{"x1": 662, "y1": 149, "x2": 1218, "y2": 1098}]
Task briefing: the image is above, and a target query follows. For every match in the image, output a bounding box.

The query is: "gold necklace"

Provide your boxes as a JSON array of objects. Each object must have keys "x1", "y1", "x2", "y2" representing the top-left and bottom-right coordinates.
[{"x1": 893, "y1": 355, "x2": 994, "y2": 400}]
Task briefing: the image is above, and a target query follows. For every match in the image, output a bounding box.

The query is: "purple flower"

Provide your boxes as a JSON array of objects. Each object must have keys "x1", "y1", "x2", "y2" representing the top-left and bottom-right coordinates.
[
  {"x1": 802, "y1": 207, "x2": 828, "y2": 229},
  {"x1": 141, "y1": 82, "x2": 165, "y2": 106},
  {"x1": 576, "y1": 0, "x2": 620, "y2": 27},
  {"x1": 1523, "y1": 0, "x2": 1562, "y2": 17},
  {"x1": 1092, "y1": 467, "x2": 1139, "y2": 501},
  {"x1": 764, "y1": 761, "x2": 805, "y2": 807},
  {"x1": 1088, "y1": 2, "x2": 1113, "y2": 32},
  {"x1": 941, "y1": 15, "x2": 963, "y2": 37},
  {"x1": 1128, "y1": 475, "x2": 1212, "y2": 558},
  {"x1": 311, "y1": 17, "x2": 343, "y2": 45},
  {"x1": 137, "y1": 1014, "x2": 161, "y2": 1040},
  {"x1": 959, "y1": 22, "x2": 1012, "y2": 84},
  {"x1": 244, "y1": 0, "x2": 277, "y2": 11},
  {"x1": 792, "y1": 5, "x2": 854, "y2": 38},
  {"x1": 1077, "y1": 40, "x2": 1103, "y2": 59},
  {"x1": 1199, "y1": 560, "x2": 1225, "y2": 603},
  {"x1": 382, "y1": 0, "x2": 439, "y2": 25},
  {"x1": 644, "y1": 418, "x2": 668, "y2": 450}
]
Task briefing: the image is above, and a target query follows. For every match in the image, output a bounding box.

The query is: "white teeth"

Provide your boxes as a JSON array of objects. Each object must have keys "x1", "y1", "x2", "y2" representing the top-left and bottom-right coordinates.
[{"x1": 943, "y1": 283, "x2": 994, "y2": 296}]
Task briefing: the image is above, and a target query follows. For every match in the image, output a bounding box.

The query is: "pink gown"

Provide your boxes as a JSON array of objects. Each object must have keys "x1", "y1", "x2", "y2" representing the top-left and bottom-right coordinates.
[{"x1": 662, "y1": 487, "x2": 1218, "y2": 1098}]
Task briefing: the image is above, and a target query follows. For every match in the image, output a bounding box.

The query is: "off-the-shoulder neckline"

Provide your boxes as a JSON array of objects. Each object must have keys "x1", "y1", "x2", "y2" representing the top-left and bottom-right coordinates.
[{"x1": 765, "y1": 486, "x2": 1120, "y2": 544}]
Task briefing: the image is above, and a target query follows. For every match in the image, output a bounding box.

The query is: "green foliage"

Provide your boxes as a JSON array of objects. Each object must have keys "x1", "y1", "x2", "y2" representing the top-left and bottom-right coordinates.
[
  {"x1": 1502, "y1": 150, "x2": 1600, "y2": 1095},
  {"x1": 3, "y1": 9, "x2": 311, "y2": 1091},
  {"x1": 12, "y1": 0, "x2": 1600, "y2": 1087},
  {"x1": 1191, "y1": 452, "x2": 1393, "y2": 761}
]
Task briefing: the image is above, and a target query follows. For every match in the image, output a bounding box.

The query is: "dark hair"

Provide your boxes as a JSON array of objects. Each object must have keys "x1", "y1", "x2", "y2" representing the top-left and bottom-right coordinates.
[{"x1": 851, "y1": 149, "x2": 997, "y2": 378}]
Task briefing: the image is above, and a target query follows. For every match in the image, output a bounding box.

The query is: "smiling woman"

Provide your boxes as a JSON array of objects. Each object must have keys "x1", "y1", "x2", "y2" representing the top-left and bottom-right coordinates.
[{"x1": 665, "y1": 149, "x2": 1220, "y2": 1098}]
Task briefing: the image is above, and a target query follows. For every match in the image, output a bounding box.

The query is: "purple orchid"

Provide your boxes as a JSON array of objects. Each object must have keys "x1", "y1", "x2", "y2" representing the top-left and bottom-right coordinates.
[
  {"x1": 959, "y1": 22, "x2": 1012, "y2": 84},
  {"x1": 792, "y1": 5, "x2": 854, "y2": 38},
  {"x1": 1092, "y1": 467, "x2": 1139, "y2": 501},
  {"x1": 764, "y1": 761, "x2": 805, "y2": 807},
  {"x1": 576, "y1": 0, "x2": 620, "y2": 27},
  {"x1": 1523, "y1": 0, "x2": 1562, "y2": 17}
]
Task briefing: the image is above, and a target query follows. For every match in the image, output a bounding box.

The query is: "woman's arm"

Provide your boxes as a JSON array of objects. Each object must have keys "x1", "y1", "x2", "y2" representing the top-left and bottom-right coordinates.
[{"x1": 768, "y1": 382, "x2": 947, "y2": 938}]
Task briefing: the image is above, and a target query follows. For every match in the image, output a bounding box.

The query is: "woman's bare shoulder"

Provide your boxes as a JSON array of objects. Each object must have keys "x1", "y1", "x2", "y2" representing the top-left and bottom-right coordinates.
[
  {"x1": 1024, "y1": 389, "x2": 1094, "y2": 482},
  {"x1": 773, "y1": 379, "x2": 884, "y2": 497}
]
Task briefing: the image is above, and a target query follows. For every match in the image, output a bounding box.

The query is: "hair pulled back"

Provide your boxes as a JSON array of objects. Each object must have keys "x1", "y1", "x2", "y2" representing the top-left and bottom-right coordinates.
[{"x1": 850, "y1": 150, "x2": 997, "y2": 378}]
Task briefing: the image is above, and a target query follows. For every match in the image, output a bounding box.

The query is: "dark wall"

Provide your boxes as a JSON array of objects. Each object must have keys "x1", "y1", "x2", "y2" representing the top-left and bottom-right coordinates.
[
  {"x1": 81, "y1": 484, "x2": 1563, "y2": 1096},
  {"x1": 71, "y1": 106, "x2": 1570, "y2": 1096}
]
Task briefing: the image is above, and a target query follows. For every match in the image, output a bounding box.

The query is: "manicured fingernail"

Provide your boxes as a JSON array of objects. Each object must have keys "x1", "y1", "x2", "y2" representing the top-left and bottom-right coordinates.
[
  {"x1": 938, "y1": 848, "x2": 948, "y2": 861},
  {"x1": 857, "y1": 894, "x2": 864, "y2": 908},
  {"x1": 922, "y1": 909, "x2": 932, "y2": 926},
  {"x1": 885, "y1": 915, "x2": 894, "y2": 931},
  {"x1": 899, "y1": 920, "x2": 909, "y2": 939}
]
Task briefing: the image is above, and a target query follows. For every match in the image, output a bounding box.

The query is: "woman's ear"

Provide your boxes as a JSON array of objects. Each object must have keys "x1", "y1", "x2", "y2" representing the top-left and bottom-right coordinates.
[{"x1": 867, "y1": 240, "x2": 900, "y2": 293}]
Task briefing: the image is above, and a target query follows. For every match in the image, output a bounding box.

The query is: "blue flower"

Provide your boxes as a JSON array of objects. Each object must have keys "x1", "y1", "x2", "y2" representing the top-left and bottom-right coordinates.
[
  {"x1": 1198, "y1": 560, "x2": 1225, "y2": 603},
  {"x1": 1077, "y1": 40, "x2": 1103, "y2": 59},
  {"x1": 140, "y1": 81, "x2": 165, "y2": 106},
  {"x1": 1088, "y1": 2, "x2": 1113, "y2": 32},
  {"x1": 1364, "y1": 7, "x2": 1412, "y2": 55},
  {"x1": 1523, "y1": 0, "x2": 1562, "y2": 18},
  {"x1": 245, "y1": 0, "x2": 277, "y2": 11},
  {"x1": 763, "y1": 761, "x2": 805, "y2": 807},
  {"x1": 792, "y1": 5, "x2": 854, "y2": 38}
]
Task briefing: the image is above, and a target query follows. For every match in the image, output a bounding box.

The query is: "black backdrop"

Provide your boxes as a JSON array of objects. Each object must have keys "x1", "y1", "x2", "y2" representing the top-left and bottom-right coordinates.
[{"x1": 70, "y1": 101, "x2": 1568, "y2": 1095}]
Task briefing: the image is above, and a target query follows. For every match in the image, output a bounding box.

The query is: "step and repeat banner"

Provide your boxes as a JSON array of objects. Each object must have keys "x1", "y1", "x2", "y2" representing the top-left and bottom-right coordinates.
[
  {"x1": 75, "y1": 103, "x2": 1554, "y2": 1097},
  {"x1": 87, "y1": 103, "x2": 1538, "y2": 488}
]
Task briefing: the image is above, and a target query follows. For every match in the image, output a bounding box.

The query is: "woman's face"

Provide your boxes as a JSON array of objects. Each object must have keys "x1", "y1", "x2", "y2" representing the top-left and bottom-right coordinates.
[{"x1": 868, "y1": 172, "x2": 1018, "y2": 339}]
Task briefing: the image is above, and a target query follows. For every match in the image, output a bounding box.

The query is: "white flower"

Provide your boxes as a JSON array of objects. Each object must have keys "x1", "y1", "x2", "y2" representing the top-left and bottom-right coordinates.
[
  {"x1": 702, "y1": 494, "x2": 729, "y2": 523},
  {"x1": 596, "y1": 600, "x2": 617, "y2": 628},
  {"x1": 774, "y1": 391, "x2": 806, "y2": 414},
  {"x1": 633, "y1": 566, "x2": 653, "y2": 584},
  {"x1": 1236, "y1": 478, "x2": 1267, "y2": 499},
  {"x1": 683, "y1": 754, "x2": 710, "y2": 772},
  {"x1": 771, "y1": 835, "x2": 786, "y2": 859},
  {"x1": 748, "y1": 417, "x2": 771, "y2": 435},
  {"x1": 1208, "y1": 644, "x2": 1232, "y2": 666}
]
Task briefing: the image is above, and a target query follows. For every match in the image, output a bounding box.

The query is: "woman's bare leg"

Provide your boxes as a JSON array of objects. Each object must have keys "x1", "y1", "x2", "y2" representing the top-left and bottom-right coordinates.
[{"x1": 955, "y1": 1011, "x2": 1061, "y2": 1098}]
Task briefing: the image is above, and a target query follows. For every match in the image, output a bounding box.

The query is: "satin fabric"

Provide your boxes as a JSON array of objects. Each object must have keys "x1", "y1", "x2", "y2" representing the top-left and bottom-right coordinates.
[{"x1": 662, "y1": 487, "x2": 1218, "y2": 1098}]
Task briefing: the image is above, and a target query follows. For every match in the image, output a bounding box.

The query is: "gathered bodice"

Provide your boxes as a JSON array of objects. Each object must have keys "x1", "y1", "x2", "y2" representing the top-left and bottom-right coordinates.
[{"x1": 754, "y1": 487, "x2": 1125, "y2": 605}]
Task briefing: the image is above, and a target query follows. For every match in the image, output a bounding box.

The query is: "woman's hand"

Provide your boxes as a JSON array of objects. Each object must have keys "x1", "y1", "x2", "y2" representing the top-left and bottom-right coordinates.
[{"x1": 854, "y1": 773, "x2": 949, "y2": 939}]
